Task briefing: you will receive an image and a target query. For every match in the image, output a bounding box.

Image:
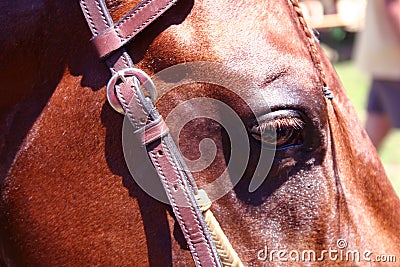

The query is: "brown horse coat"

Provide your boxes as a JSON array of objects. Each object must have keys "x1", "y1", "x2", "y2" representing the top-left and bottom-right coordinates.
[{"x1": 0, "y1": 0, "x2": 399, "y2": 266}]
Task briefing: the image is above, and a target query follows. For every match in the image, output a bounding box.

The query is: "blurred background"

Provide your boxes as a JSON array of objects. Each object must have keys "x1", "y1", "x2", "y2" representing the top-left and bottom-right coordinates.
[{"x1": 300, "y1": 0, "x2": 400, "y2": 196}]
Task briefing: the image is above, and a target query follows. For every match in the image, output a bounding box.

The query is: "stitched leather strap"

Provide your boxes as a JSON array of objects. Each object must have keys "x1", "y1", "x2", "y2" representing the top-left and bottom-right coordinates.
[
  {"x1": 92, "y1": 0, "x2": 178, "y2": 58},
  {"x1": 79, "y1": 1, "x2": 222, "y2": 266},
  {"x1": 116, "y1": 75, "x2": 221, "y2": 267},
  {"x1": 81, "y1": 0, "x2": 178, "y2": 58},
  {"x1": 141, "y1": 118, "x2": 169, "y2": 145}
]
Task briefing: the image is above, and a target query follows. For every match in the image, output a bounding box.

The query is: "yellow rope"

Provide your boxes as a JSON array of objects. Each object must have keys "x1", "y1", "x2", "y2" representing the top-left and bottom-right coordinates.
[{"x1": 195, "y1": 190, "x2": 244, "y2": 267}]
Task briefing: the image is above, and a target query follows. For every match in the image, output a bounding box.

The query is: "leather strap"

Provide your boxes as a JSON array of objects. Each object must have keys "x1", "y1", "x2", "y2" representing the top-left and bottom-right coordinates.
[
  {"x1": 116, "y1": 75, "x2": 221, "y2": 267},
  {"x1": 81, "y1": 0, "x2": 178, "y2": 58},
  {"x1": 79, "y1": 1, "x2": 222, "y2": 266},
  {"x1": 147, "y1": 138, "x2": 219, "y2": 267},
  {"x1": 92, "y1": 0, "x2": 178, "y2": 58},
  {"x1": 141, "y1": 118, "x2": 169, "y2": 145}
]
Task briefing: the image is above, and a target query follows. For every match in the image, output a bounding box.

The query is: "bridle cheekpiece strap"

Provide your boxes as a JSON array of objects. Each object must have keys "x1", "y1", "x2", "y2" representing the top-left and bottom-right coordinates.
[{"x1": 79, "y1": 1, "x2": 224, "y2": 266}]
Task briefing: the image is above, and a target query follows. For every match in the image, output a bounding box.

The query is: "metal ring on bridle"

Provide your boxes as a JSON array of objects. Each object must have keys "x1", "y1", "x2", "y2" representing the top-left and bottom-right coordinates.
[{"x1": 106, "y1": 68, "x2": 157, "y2": 114}]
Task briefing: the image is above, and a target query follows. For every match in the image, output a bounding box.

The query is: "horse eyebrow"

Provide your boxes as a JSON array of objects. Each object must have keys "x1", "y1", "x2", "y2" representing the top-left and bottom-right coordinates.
[{"x1": 259, "y1": 68, "x2": 289, "y2": 87}]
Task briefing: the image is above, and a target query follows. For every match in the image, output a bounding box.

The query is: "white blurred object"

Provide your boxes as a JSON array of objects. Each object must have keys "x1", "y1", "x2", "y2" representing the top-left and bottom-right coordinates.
[
  {"x1": 299, "y1": 0, "x2": 325, "y2": 27},
  {"x1": 337, "y1": 0, "x2": 367, "y2": 31},
  {"x1": 299, "y1": 0, "x2": 367, "y2": 31}
]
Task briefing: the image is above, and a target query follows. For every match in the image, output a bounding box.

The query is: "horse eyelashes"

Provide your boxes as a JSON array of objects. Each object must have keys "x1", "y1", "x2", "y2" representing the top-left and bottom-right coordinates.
[
  {"x1": 255, "y1": 117, "x2": 304, "y2": 132},
  {"x1": 250, "y1": 116, "x2": 304, "y2": 148}
]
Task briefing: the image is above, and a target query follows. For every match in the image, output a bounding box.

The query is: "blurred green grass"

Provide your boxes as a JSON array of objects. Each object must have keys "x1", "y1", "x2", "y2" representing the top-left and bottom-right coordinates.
[{"x1": 333, "y1": 61, "x2": 400, "y2": 196}]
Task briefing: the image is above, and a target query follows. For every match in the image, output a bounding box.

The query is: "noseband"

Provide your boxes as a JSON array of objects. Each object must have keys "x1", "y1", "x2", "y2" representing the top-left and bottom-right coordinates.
[{"x1": 79, "y1": 1, "x2": 333, "y2": 266}]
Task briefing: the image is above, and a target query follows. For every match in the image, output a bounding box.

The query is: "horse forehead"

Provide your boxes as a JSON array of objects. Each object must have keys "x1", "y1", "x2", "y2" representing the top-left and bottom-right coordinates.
[
  {"x1": 142, "y1": 0, "x2": 320, "y2": 118},
  {"x1": 162, "y1": 0, "x2": 310, "y2": 79},
  {"x1": 202, "y1": 0, "x2": 299, "y2": 48}
]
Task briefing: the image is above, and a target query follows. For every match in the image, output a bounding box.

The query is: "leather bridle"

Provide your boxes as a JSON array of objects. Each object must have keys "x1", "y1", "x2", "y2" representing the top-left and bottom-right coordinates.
[
  {"x1": 79, "y1": 1, "x2": 334, "y2": 266},
  {"x1": 79, "y1": 1, "x2": 224, "y2": 266}
]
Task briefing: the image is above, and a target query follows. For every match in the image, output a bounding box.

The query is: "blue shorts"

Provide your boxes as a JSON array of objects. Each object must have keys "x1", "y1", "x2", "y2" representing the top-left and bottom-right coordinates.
[{"x1": 367, "y1": 79, "x2": 400, "y2": 128}]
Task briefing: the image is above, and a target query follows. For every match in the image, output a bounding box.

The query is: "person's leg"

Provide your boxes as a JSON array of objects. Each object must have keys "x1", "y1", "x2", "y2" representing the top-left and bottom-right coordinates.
[
  {"x1": 365, "y1": 112, "x2": 391, "y2": 150},
  {"x1": 365, "y1": 79, "x2": 393, "y2": 150}
]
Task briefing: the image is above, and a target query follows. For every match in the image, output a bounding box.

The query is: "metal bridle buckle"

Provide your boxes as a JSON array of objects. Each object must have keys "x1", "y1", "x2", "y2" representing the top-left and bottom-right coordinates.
[{"x1": 106, "y1": 68, "x2": 157, "y2": 114}]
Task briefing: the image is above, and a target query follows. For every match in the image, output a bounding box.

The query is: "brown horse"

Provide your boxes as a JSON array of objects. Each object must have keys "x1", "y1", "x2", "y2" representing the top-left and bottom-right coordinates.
[{"x1": 1, "y1": 0, "x2": 399, "y2": 266}]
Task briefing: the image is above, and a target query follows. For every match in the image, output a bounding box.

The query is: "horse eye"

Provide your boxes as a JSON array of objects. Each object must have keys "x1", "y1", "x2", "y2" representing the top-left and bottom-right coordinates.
[{"x1": 249, "y1": 111, "x2": 304, "y2": 149}]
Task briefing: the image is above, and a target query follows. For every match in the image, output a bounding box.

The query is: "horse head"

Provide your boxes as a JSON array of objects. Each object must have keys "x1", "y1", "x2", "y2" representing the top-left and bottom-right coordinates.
[{"x1": 0, "y1": 0, "x2": 399, "y2": 265}]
